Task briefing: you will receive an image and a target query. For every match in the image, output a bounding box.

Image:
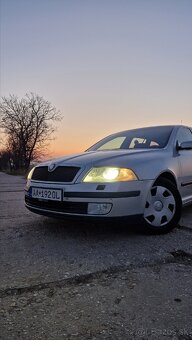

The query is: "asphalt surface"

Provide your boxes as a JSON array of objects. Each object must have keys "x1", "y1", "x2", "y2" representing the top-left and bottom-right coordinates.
[{"x1": 0, "y1": 172, "x2": 192, "y2": 340}]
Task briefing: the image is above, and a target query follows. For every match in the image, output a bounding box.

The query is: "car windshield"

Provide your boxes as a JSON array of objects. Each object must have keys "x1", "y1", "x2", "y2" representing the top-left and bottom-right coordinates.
[{"x1": 87, "y1": 126, "x2": 174, "y2": 151}]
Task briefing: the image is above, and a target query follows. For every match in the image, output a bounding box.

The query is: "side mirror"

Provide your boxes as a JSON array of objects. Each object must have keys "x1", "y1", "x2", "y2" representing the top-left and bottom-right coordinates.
[{"x1": 177, "y1": 141, "x2": 192, "y2": 151}]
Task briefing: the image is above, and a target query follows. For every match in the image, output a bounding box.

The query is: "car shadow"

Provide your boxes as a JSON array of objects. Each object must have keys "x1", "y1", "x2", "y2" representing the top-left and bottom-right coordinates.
[{"x1": 41, "y1": 216, "x2": 150, "y2": 240}]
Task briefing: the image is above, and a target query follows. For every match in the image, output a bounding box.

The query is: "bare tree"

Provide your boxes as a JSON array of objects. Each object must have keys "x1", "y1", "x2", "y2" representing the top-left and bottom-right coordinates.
[
  {"x1": 0, "y1": 93, "x2": 61, "y2": 170},
  {"x1": 0, "y1": 149, "x2": 11, "y2": 171}
]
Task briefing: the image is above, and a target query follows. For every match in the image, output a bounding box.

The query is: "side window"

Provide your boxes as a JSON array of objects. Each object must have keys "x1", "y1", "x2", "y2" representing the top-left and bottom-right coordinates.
[
  {"x1": 176, "y1": 127, "x2": 192, "y2": 144},
  {"x1": 129, "y1": 138, "x2": 146, "y2": 149},
  {"x1": 129, "y1": 138, "x2": 160, "y2": 149}
]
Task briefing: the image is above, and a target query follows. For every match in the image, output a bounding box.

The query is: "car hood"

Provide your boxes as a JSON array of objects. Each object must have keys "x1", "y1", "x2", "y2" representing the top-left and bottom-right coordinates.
[{"x1": 38, "y1": 149, "x2": 166, "y2": 168}]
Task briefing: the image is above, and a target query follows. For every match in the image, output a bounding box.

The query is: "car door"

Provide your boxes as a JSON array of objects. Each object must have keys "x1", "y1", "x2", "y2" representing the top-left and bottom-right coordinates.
[{"x1": 176, "y1": 127, "x2": 192, "y2": 203}]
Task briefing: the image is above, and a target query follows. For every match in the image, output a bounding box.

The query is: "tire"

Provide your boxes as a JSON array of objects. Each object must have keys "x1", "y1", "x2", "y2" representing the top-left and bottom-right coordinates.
[{"x1": 143, "y1": 178, "x2": 182, "y2": 234}]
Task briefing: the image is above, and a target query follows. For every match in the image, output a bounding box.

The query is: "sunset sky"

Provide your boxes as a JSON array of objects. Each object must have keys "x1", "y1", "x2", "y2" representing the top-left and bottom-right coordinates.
[{"x1": 1, "y1": 0, "x2": 192, "y2": 157}]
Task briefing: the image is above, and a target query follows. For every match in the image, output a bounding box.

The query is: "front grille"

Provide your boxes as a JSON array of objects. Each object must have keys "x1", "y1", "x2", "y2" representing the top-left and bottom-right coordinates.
[
  {"x1": 25, "y1": 196, "x2": 88, "y2": 214},
  {"x1": 32, "y1": 166, "x2": 80, "y2": 182}
]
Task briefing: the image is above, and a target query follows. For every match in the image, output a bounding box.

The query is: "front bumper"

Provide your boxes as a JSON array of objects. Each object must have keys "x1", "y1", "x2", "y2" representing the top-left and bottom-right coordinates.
[{"x1": 25, "y1": 180, "x2": 153, "y2": 218}]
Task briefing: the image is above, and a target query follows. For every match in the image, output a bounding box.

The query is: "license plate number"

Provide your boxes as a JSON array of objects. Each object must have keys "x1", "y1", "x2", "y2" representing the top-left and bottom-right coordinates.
[{"x1": 31, "y1": 188, "x2": 62, "y2": 201}]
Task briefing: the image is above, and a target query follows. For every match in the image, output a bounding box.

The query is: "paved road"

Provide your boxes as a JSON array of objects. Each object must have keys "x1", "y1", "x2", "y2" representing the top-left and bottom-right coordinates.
[{"x1": 0, "y1": 172, "x2": 192, "y2": 339}]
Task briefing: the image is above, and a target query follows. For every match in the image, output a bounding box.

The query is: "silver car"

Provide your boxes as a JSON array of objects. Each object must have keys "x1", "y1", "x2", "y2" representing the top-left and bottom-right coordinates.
[{"x1": 25, "y1": 125, "x2": 192, "y2": 234}]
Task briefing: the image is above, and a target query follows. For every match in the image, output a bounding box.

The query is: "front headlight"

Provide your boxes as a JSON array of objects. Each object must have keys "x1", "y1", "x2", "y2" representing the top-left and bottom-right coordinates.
[
  {"x1": 82, "y1": 167, "x2": 138, "y2": 183},
  {"x1": 27, "y1": 167, "x2": 35, "y2": 180}
]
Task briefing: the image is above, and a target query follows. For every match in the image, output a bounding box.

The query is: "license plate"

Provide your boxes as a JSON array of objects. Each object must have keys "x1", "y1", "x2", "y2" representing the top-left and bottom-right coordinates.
[{"x1": 31, "y1": 188, "x2": 62, "y2": 201}]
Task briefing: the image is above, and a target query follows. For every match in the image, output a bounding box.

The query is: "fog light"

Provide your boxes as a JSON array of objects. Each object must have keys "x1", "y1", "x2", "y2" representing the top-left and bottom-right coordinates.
[{"x1": 87, "y1": 203, "x2": 112, "y2": 215}]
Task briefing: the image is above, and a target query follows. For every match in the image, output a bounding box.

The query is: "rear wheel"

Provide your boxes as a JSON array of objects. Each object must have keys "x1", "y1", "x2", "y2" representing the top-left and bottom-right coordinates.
[{"x1": 143, "y1": 178, "x2": 182, "y2": 234}]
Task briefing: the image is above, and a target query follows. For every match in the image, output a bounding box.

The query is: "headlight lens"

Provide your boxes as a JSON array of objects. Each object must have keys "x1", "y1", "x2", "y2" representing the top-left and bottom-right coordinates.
[
  {"x1": 82, "y1": 167, "x2": 138, "y2": 182},
  {"x1": 27, "y1": 167, "x2": 35, "y2": 180}
]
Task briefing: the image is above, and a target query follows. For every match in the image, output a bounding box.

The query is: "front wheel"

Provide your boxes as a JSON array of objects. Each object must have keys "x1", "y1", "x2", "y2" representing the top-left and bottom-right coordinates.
[{"x1": 143, "y1": 178, "x2": 182, "y2": 234}]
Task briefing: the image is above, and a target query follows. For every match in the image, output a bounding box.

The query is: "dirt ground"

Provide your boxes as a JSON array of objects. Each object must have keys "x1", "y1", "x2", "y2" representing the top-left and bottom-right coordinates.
[{"x1": 0, "y1": 172, "x2": 192, "y2": 340}]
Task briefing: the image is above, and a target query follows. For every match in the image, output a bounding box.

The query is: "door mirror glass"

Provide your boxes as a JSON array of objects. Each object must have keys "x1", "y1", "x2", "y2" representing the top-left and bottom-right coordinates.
[{"x1": 177, "y1": 141, "x2": 192, "y2": 150}]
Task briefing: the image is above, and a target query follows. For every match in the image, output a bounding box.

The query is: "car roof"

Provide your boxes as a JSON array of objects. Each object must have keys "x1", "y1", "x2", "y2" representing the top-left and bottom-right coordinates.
[{"x1": 109, "y1": 125, "x2": 190, "y2": 136}]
